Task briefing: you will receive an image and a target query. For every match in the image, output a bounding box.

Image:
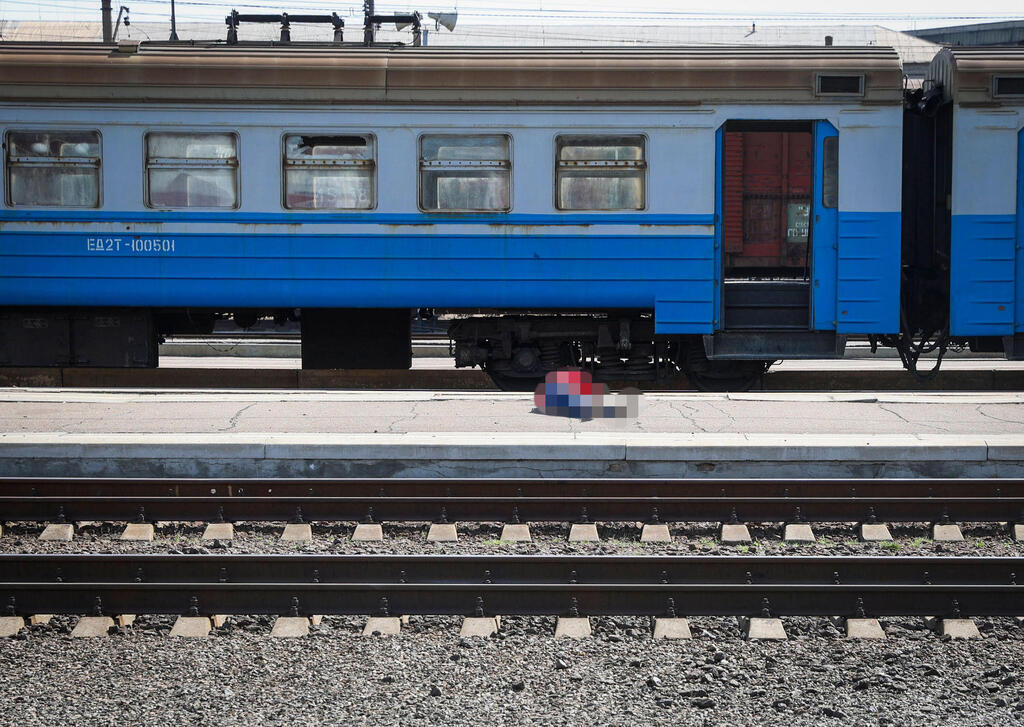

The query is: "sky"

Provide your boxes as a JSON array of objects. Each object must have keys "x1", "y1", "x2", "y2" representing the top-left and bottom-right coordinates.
[{"x1": 0, "y1": 0, "x2": 1021, "y2": 32}]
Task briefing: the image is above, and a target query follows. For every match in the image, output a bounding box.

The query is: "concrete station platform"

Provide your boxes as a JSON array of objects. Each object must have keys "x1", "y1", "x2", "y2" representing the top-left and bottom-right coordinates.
[{"x1": 2, "y1": 389, "x2": 1024, "y2": 478}]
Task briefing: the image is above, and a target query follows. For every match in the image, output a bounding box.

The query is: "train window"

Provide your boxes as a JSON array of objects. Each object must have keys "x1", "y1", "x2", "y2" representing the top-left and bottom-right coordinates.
[
  {"x1": 816, "y1": 75, "x2": 864, "y2": 95},
  {"x1": 994, "y1": 77, "x2": 1024, "y2": 97},
  {"x1": 5, "y1": 130, "x2": 100, "y2": 207},
  {"x1": 822, "y1": 136, "x2": 838, "y2": 209},
  {"x1": 419, "y1": 134, "x2": 511, "y2": 212},
  {"x1": 283, "y1": 134, "x2": 375, "y2": 210},
  {"x1": 555, "y1": 135, "x2": 645, "y2": 211},
  {"x1": 145, "y1": 132, "x2": 238, "y2": 208}
]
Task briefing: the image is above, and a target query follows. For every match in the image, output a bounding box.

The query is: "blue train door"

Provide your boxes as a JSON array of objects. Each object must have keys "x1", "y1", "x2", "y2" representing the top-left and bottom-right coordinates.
[{"x1": 811, "y1": 121, "x2": 839, "y2": 331}]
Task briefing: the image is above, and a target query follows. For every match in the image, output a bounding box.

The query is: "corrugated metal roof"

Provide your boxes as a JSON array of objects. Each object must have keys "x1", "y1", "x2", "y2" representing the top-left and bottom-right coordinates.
[
  {"x1": 0, "y1": 20, "x2": 940, "y2": 66},
  {"x1": 909, "y1": 19, "x2": 1024, "y2": 47}
]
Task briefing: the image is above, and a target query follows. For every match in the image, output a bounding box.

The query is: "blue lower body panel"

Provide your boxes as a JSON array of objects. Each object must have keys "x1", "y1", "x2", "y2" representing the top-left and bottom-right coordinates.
[
  {"x1": 654, "y1": 290, "x2": 715, "y2": 334},
  {"x1": 0, "y1": 231, "x2": 716, "y2": 333},
  {"x1": 835, "y1": 211, "x2": 901, "y2": 334},
  {"x1": 949, "y1": 214, "x2": 1017, "y2": 336}
]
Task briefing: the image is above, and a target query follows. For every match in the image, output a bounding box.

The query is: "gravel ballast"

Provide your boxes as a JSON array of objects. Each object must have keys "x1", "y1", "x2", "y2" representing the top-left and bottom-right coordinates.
[
  {"x1": 0, "y1": 520, "x2": 1021, "y2": 557},
  {"x1": 2, "y1": 522, "x2": 1023, "y2": 726},
  {"x1": 2, "y1": 614, "x2": 1023, "y2": 726}
]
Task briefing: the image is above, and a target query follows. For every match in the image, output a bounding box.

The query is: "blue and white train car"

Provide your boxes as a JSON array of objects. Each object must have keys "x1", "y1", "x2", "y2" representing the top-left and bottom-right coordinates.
[
  {"x1": 0, "y1": 43, "x2": 905, "y2": 388},
  {"x1": 924, "y1": 48, "x2": 1024, "y2": 361}
]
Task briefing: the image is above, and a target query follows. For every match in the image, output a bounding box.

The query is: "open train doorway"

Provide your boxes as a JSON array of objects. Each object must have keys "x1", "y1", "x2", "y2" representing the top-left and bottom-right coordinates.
[{"x1": 721, "y1": 121, "x2": 814, "y2": 331}]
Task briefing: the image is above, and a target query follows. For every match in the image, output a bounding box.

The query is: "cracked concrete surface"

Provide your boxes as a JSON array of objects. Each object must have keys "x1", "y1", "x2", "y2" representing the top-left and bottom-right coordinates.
[
  {"x1": 876, "y1": 404, "x2": 952, "y2": 433},
  {"x1": 666, "y1": 400, "x2": 710, "y2": 433},
  {"x1": 976, "y1": 404, "x2": 1024, "y2": 426},
  {"x1": 3, "y1": 390, "x2": 1024, "y2": 435},
  {"x1": 219, "y1": 402, "x2": 258, "y2": 433}
]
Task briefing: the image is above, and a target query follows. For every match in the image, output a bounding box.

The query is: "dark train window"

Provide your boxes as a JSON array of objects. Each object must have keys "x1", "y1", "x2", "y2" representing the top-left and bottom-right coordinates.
[
  {"x1": 145, "y1": 132, "x2": 238, "y2": 208},
  {"x1": 816, "y1": 75, "x2": 864, "y2": 95},
  {"x1": 822, "y1": 136, "x2": 838, "y2": 209},
  {"x1": 5, "y1": 130, "x2": 100, "y2": 207},
  {"x1": 283, "y1": 134, "x2": 375, "y2": 210},
  {"x1": 555, "y1": 135, "x2": 646, "y2": 211},
  {"x1": 994, "y1": 77, "x2": 1024, "y2": 97},
  {"x1": 419, "y1": 134, "x2": 511, "y2": 212}
]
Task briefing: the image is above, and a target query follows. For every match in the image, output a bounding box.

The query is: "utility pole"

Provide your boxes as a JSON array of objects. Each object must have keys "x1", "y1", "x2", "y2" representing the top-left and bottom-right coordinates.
[
  {"x1": 169, "y1": 0, "x2": 179, "y2": 41},
  {"x1": 101, "y1": 0, "x2": 113, "y2": 42}
]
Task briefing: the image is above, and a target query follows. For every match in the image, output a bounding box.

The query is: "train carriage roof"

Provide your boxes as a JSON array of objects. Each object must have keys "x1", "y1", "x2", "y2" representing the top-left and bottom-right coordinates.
[
  {"x1": 0, "y1": 43, "x2": 903, "y2": 105},
  {"x1": 929, "y1": 47, "x2": 1024, "y2": 105}
]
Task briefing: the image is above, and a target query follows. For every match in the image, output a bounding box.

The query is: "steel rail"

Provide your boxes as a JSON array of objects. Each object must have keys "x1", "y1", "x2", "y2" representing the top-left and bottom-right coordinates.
[
  {"x1": 2, "y1": 477, "x2": 1024, "y2": 524},
  {"x1": 1, "y1": 555, "x2": 1021, "y2": 618},
  {"x1": 1, "y1": 496, "x2": 1022, "y2": 524},
  {"x1": 4, "y1": 476, "x2": 1022, "y2": 498}
]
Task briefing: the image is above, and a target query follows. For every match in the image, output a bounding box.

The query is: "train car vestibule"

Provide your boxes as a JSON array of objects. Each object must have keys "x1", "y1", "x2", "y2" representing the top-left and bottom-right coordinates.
[{"x1": 720, "y1": 121, "x2": 816, "y2": 331}]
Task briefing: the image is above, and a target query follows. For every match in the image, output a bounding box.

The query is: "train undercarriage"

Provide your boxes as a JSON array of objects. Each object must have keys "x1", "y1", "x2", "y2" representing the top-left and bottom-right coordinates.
[
  {"x1": 448, "y1": 312, "x2": 771, "y2": 391},
  {"x1": 0, "y1": 306, "x2": 772, "y2": 391},
  {"x1": 0, "y1": 305, "x2": 1014, "y2": 392}
]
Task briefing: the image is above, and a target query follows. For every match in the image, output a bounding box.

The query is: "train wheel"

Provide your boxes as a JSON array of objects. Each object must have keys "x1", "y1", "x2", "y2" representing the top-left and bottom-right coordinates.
[
  {"x1": 684, "y1": 362, "x2": 770, "y2": 392},
  {"x1": 484, "y1": 365, "x2": 545, "y2": 392},
  {"x1": 681, "y1": 344, "x2": 771, "y2": 392}
]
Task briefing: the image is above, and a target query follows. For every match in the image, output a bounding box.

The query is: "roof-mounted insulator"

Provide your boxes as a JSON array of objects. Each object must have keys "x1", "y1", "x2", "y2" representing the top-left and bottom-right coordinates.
[{"x1": 224, "y1": 10, "x2": 345, "y2": 45}]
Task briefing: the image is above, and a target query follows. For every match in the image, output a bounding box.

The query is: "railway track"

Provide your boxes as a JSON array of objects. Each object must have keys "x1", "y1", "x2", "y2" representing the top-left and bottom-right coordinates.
[
  {"x1": 2, "y1": 477, "x2": 1023, "y2": 528},
  {"x1": 1, "y1": 555, "x2": 1022, "y2": 619}
]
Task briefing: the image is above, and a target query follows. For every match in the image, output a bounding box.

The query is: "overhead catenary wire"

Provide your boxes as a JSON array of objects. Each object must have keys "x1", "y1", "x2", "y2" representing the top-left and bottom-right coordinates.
[
  {"x1": 1, "y1": 0, "x2": 1021, "y2": 24},
  {"x1": 1, "y1": 0, "x2": 1019, "y2": 47},
  {"x1": 0, "y1": 15, "x2": 1015, "y2": 47}
]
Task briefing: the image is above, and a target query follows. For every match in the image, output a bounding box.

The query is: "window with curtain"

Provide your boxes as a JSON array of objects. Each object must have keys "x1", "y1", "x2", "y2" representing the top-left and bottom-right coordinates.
[
  {"x1": 556, "y1": 135, "x2": 645, "y2": 211},
  {"x1": 146, "y1": 132, "x2": 238, "y2": 208},
  {"x1": 6, "y1": 130, "x2": 100, "y2": 207},
  {"x1": 419, "y1": 134, "x2": 511, "y2": 212},
  {"x1": 283, "y1": 134, "x2": 375, "y2": 210}
]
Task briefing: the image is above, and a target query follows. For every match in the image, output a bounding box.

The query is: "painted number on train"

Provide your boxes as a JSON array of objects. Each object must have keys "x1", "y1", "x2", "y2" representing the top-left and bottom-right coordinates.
[{"x1": 86, "y1": 238, "x2": 176, "y2": 253}]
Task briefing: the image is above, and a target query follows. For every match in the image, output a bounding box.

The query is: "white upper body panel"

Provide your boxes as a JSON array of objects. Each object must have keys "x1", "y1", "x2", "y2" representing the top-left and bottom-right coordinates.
[
  {"x1": 0, "y1": 101, "x2": 902, "y2": 218},
  {"x1": 952, "y1": 107, "x2": 1022, "y2": 217}
]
